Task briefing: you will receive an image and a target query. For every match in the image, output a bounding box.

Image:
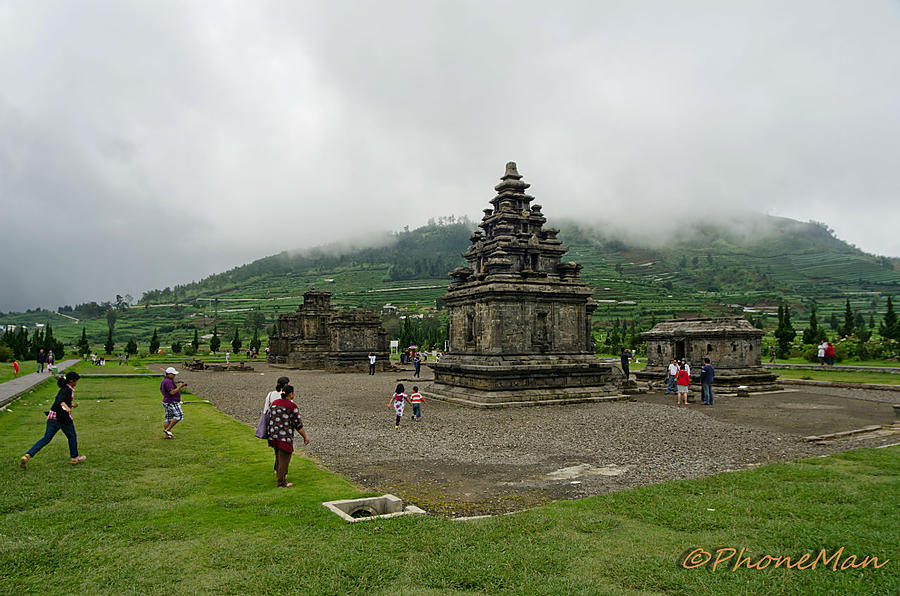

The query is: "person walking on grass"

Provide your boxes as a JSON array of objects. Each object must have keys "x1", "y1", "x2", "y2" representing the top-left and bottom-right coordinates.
[
  {"x1": 256, "y1": 375, "x2": 290, "y2": 468},
  {"x1": 824, "y1": 342, "x2": 835, "y2": 366},
  {"x1": 410, "y1": 386, "x2": 423, "y2": 421},
  {"x1": 13, "y1": 360, "x2": 19, "y2": 377},
  {"x1": 817, "y1": 340, "x2": 828, "y2": 366},
  {"x1": 665, "y1": 359, "x2": 678, "y2": 394},
  {"x1": 160, "y1": 367, "x2": 186, "y2": 439},
  {"x1": 20, "y1": 372, "x2": 86, "y2": 468},
  {"x1": 675, "y1": 363, "x2": 691, "y2": 406},
  {"x1": 700, "y1": 357, "x2": 715, "y2": 406},
  {"x1": 391, "y1": 383, "x2": 409, "y2": 429},
  {"x1": 266, "y1": 384, "x2": 309, "y2": 488}
]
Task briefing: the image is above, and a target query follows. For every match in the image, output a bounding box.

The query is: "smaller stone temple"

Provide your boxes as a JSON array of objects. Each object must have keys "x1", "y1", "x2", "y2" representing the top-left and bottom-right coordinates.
[
  {"x1": 636, "y1": 317, "x2": 779, "y2": 392},
  {"x1": 267, "y1": 290, "x2": 389, "y2": 372},
  {"x1": 425, "y1": 162, "x2": 621, "y2": 407}
]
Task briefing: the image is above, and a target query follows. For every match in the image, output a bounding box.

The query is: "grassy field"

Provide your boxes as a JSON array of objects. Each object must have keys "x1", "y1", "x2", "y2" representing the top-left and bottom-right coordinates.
[
  {"x1": 0, "y1": 360, "x2": 36, "y2": 383},
  {"x1": 773, "y1": 368, "x2": 900, "y2": 386},
  {"x1": 774, "y1": 357, "x2": 900, "y2": 368},
  {"x1": 1, "y1": 377, "x2": 896, "y2": 595}
]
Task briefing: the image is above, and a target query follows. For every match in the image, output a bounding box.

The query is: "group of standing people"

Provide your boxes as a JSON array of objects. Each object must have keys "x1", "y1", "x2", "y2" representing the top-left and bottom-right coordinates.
[
  {"x1": 664, "y1": 358, "x2": 715, "y2": 406},
  {"x1": 817, "y1": 341, "x2": 835, "y2": 366},
  {"x1": 35, "y1": 349, "x2": 54, "y2": 373}
]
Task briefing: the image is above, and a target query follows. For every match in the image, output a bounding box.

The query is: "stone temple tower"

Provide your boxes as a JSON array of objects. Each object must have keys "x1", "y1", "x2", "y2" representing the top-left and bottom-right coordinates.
[{"x1": 426, "y1": 162, "x2": 620, "y2": 407}]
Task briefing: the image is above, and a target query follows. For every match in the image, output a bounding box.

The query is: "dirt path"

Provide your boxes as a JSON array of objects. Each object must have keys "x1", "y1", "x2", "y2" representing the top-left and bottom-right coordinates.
[{"x1": 152, "y1": 363, "x2": 899, "y2": 516}]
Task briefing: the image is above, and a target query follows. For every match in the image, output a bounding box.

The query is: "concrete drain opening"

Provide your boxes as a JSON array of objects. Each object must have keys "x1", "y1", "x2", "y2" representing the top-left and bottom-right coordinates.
[{"x1": 323, "y1": 494, "x2": 425, "y2": 523}]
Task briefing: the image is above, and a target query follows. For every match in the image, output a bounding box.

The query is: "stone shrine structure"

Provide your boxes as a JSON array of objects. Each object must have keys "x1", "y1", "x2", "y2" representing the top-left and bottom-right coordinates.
[
  {"x1": 267, "y1": 290, "x2": 389, "y2": 372},
  {"x1": 636, "y1": 317, "x2": 779, "y2": 392},
  {"x1": 425, "y1": 162, "x2": 621, "y2": 407}
]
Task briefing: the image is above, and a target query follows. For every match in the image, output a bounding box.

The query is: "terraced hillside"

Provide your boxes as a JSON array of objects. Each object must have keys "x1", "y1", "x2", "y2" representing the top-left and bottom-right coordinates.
[{"x1": 2, "y1": 214, "x2": 898, "y2": 352}]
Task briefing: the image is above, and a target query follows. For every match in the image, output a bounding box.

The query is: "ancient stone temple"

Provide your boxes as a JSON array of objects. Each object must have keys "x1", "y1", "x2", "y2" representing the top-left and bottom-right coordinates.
[
  {"x1": 425, "y1": 162, "x2": 621, "y2": 407},
  {"x1": 267, "y1": 290, "x2": 389, "y2": 372},
  {"x1": 636, "y1": 317, "x2": 779, "y2": 392}
]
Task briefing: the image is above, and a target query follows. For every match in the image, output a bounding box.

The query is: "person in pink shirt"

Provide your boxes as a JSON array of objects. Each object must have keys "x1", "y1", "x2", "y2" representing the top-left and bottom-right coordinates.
[{"x1": 390, "y1": 383, "x2": 409, "y2": 429}]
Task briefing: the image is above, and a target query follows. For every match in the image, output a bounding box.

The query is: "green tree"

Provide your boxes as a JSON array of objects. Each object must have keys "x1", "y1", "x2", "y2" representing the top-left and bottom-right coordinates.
[
  {"x1": 171, "y1": 340, "x2": 182, "y2": 354},
  {"x1": 126, "y1": 339, "x2": 138, "y2": 355},
  {"x1": 192, "y1": 328, "x2": 200, "y2": 351},
  {"x1": 802, "y1": 303, "x2": 820, "y2": 345},
  {"x1": 104, "y1": 329, "x2": 115, "y2": 355},
  {"x1": 774, "y1": 303, "x2": 796, "y2": 358},
  {"x1": 249, "y1": 328, "x2": 261, "y2": 353},
  {"x1": 106, "y1": 309, "x2": 117, "y2": 331},
  {"x1": 149, "y1": 329, "x2": 160, "y2": 354},
  {"x1": 841, "y1": 299, "x2": 855, "y2": 338},
  {"x1": 246, "y1": 310, "x2": 266, "y2": 331},
  {"x1": 879, "y1": 296, "x2": 898, "y2": 340},
  {"x1": 76, "y1": 327, "x2": 90, "y2": 356},
  {"x1": 209, "y1": 326, "x2": 221, "y2": 353},
  {"x1": 231, "y1": 327, "x2": 242, "y2": 352}
]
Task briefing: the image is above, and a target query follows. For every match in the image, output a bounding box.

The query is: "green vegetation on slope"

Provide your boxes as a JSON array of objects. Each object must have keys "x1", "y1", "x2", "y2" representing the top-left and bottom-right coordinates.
[{"x1": 2, "y1": 214, "x2": 899, "y2": 356}]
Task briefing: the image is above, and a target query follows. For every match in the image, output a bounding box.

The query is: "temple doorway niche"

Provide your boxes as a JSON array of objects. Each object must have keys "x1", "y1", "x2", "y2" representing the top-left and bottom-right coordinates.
[{"x1": 675, "y1": 340, "x2": 686, "y2": 360}]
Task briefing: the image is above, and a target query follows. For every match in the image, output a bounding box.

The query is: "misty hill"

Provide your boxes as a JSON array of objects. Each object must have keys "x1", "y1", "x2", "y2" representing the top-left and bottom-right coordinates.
[
  {"x1": 136, "y1": 213, "x2": 898, "y2": 307},
  {"x1": 4, "y1": 213, "x2": 898, "y2": 350}
]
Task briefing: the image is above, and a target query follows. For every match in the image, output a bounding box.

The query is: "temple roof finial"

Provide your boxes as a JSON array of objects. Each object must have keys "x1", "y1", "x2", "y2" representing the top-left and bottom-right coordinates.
[{"x1": 503, "y1": 161, "x2": 521, "y2": 180}]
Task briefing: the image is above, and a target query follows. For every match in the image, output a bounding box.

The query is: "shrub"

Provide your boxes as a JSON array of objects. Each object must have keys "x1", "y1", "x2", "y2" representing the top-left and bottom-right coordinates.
[
  {"x1": 802, "y1": 346, "x2": 818, "y2": 363},
  {"x1": 183, "y1": 345, "x2": 197, "y2": 356},
  {"x1": 0, "y1": 345, "x2": 13, "y2": 362},
  {"x1": 171, "y1": 341, "x2": 183, "y2": 354}
]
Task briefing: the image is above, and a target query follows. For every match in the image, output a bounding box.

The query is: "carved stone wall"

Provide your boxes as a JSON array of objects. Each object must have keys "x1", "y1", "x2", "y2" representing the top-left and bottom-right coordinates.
[
  {"x1": 267, "y1": 290, "x2": 389, "y2": 372},
  {"x1": 426, "y1": 162, "x2": 621, "y2": 407},
  {"x1": 636, "y1": 317, "x2": 778, "y2": 391}
]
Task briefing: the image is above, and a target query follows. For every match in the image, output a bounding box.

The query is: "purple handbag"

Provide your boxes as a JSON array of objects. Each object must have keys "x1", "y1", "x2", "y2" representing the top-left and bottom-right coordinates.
[{"x1": 254, "y1": 409, "x2": 270, "y2": 439}]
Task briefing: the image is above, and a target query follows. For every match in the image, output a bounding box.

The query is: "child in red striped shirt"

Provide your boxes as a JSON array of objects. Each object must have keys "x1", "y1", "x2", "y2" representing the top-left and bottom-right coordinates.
[{"x1": 409, "y1": 386, "x2": 423, "y2": 421}]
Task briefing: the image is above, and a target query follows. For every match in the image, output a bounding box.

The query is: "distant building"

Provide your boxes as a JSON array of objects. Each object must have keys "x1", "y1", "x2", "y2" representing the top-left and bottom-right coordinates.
[
  {"x1": 267, "y1": 290, "x2": 389, "y2": 373},
  {"x1": 637, "y1": 317, "x2": 778, "y2": 392}
]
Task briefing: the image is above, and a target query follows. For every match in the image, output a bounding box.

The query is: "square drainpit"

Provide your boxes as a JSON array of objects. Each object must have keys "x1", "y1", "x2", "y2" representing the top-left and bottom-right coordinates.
[{"x1": 323, "y1": 494, "x2": 425, "y2": 522}]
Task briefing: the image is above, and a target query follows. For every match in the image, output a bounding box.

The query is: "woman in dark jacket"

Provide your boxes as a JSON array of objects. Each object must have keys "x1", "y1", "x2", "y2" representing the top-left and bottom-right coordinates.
[{"x1": 20, "y1": 371, "x2": 86, "y2": 468}]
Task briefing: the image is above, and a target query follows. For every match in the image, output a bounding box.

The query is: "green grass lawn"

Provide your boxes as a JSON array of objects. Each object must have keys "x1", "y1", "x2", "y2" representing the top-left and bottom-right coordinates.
[
  {"x1": 773, "y1": 368, "x2": 900, "y2": 386},
  {"x1": 1, "y1": 378, "x2": 897, "y2": 595},
  {"x1": 0, "y1": 360, "x2": 36, "y2": 383},
  {"x1": 776, "y1": 357, "x2": 900, "y2": 368},
  {"x1": 69, "y1": 359, "x2": 153, "y2": 375}
]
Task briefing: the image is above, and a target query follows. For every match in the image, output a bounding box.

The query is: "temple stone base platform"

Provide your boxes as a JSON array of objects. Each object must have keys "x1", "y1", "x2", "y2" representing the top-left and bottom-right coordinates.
[
  {"x1": 636, "y1": 317, "x2": 780, "y2": 393},
  {"x1": 635, "y1": 367, "x2": 781, "y2": 394},
  {"x1": 425, "y1": 354, "x2": 623, "y2": 408}
]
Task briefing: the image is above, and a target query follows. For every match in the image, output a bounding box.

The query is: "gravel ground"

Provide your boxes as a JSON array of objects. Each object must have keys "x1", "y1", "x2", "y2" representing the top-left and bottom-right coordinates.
[{"x1": 153, "y1": 363, "x2": 900, "y2": 516}]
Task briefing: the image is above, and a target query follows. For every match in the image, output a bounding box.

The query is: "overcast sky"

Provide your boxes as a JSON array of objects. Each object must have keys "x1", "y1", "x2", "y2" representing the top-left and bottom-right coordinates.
[{"x1": 2, "y1": 1, "x2": 899, "y2": 312}]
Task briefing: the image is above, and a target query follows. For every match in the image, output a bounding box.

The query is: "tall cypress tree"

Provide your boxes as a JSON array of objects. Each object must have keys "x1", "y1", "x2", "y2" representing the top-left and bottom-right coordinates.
[
  {"x1": 209, "y1": 326, "x2": 220, "y2": 353},
  {"x1": 192, "y1": 328, "x2": 200, "y2": 351},
  {"x1": 774, "y1": 302, "x2": 796, "y2": 358},
  {"x1": 802, "y1": 303, "x2": 820, "y2": 345},
  {"x1": 77, "y1": 327, "x2": 90, "y2": 356},
  {"x1": 841, "y1": 299, "x2": 855, "y2": 338},
  {"x1": 104, "y1": 328, "x2": 115, "y2": 354},
  {"x1": 231, "y1": 327, "x2": 242, "y2": 352},
  {"x1": 149, "y1": 329, "x2": 160, "y2": 354},
  {"x1": 880, "y1": 296, "x2": 898, "y2": 340}
]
